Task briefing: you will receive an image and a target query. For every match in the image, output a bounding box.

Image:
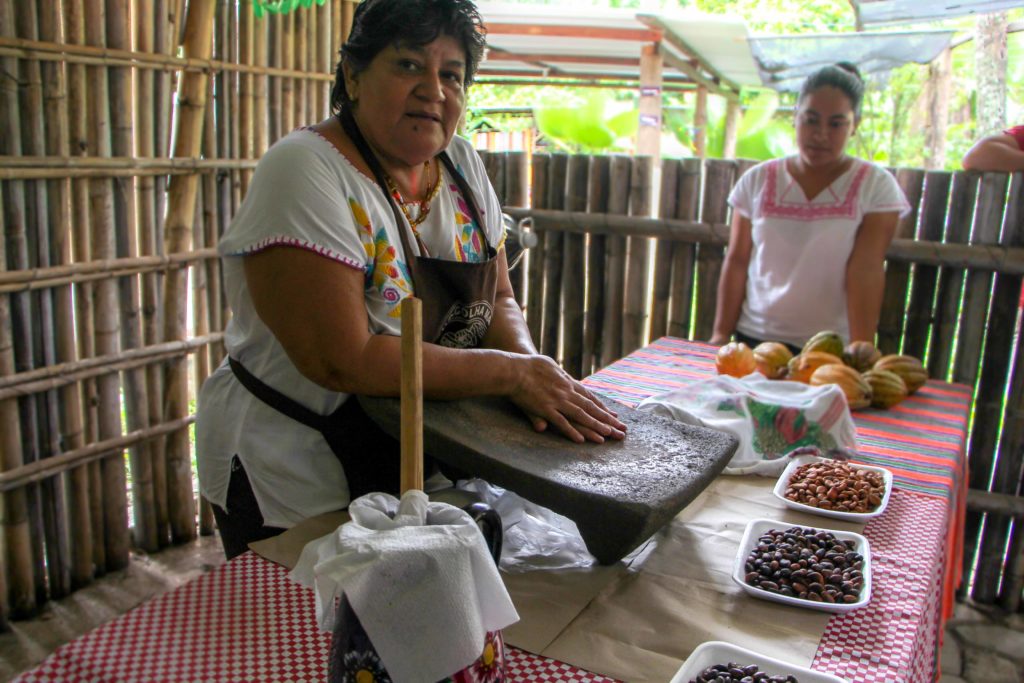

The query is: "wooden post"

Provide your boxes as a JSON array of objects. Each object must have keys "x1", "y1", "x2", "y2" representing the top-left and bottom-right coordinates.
[
  {"x1": 877, "y1": 168, "x2": 924, "y2": 354},
  {"x1": 281, "y1": 10, "x2": 295, "y2": 134},
  {"x1": 239, "y1": 0, "x2": 255, "y2": 196},
  {"x1": 162, "y1": 0, "x2": 217, "y2": 543},
  {"x1": 506, "y1": 151, "x2": 529, "y2": 305},
  {"x1": 293, "y1": 8, "x2": 307, "y2": 127},
  {"x1": 722, "y1": 98, "x2": 741, "y2": 160},
  {"x1": 400, "y1": 297, "x2": 423, "y2": 494},
  {"x1": 636, "y1": 43, "x2": 662, "y2": 162},
  {"x1": 693, "y1": 159, "x2": 735, "y2": 341},
  {"x1": 693, "y1": 86, "x2": 708, "y2": 158},
  {"x1": 525, "y1": 154, "x2": 548, "y2": 348},
  {"x1": 599, "y1": 155, "x2": 631, "y2": 368},
  {"x1": 969, "y1": 173, "x2": 1023, "y2": 604},
  {"x1": 923, "y1": 47, "x2": 952, "y2": 170},
  {"x1": 254, "y1": 7, "x2": 269, "y2": 156},
  {"x1": 668, "y1": 158, "x2": 702, "y2": 339},
  {"x1": 341, "y1": 0, "x2": 355, "y2": 44},
  {"x1": 649, "y1": 159, "x2": 678, "y2": 341},
  {"x1": 316, "y1": 0, "x2": 330, "y2": 118},
  {"x1": 622, "y1": 156, "x2": 653, "y2": 356},
  {"x1": 540, "y1": 155, "x2": 567, "y2": 360},
  {"x1": 902, "y1": 171, "x2": 951, "y2": 359},
  {"x1": 269, "y1": 14, "x2": 281, "y2": 142},
  {"x1": 562, "y1": 155, "x2": 588, "y2": 379},
  {"x1": 583, "y1": 155, "x2": 610, "y2": 376}
]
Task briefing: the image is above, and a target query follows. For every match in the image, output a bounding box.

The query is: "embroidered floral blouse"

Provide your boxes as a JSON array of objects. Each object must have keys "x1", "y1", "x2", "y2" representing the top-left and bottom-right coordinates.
[
  {"x1": 727, "y1": 157, "x2": 910, "y2": 348},
  {"x1": 197, "y1": 130, "x2": 505, "y2": 528}
]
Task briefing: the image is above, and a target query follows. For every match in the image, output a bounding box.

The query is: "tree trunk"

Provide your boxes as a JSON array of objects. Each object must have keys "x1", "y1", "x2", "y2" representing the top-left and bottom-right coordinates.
[
  {"x1": 924, "y1": 48, "x2": 952, "y2": 170},
  {"x1": 976, "y1": 12, "x2": 1008, "y2": 137}
]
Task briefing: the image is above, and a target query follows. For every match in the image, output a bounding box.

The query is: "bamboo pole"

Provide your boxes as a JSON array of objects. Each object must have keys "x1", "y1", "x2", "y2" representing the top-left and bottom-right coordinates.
[
  {"x1": 0, "y1": 251, "x2": 216, "y2": 294},
  {"x1": 64, "y1": 0, "x2": 104, "y2": 574},
  {"x1": 561, "y1": 155, "x2": 588, "y2": 379},
  {"x1": 269, "y1": 14, "x2": 281, "y2": 142},
  {"x1": 253, "y1": 8, "x2": 268, "y2": 156},
  {"x1": 195, "y1": 81, "x2": 216, "y2": 538},
  {"x1": 226, "y1": 0, "x2": 241, "y2": 213},
  {"x1": 162, "y1": 0, "x2": 216, "y2": 543},
  {"x1": 316, "y1": 0, "x2": 329, "y2": 118},
  {"x1": 970, "y1": 173, "x2": 1024, "y2": 604},
  {"x1": 622, "y1": 156, "x2": 652, "y2": 356},
  {"x1": 877, "y1": 168, "x2": 924, "y2": 354},
  {"x1": 599, "y1": 156, "x2": 631, "y2": 368},
  {"x1": 928, "y1": 172, "x2": 977, "y2": 381},
  {"x1": 282, "y1": 11, "x2": 295, "y2": 134},
  {"x1": 239, "y1": 0, "x2": 254, "y2": 196},
  {"x1": 693, "y1": 159, "x2": 735, "y2": 341},
  {"x1": 0, "y1": 0, "x2": 47, "y2": 612},
  {"x1": 106, "y1": 0, "x2": 159, "y2": 555},
  {"x1": 649, "y1": 159, "x2": 678, "y2": 342},
  {"x1": 506, "y1": 151, "x2": 529, "y2": 305},
  {"x1": 85, "y1": 0, "x2": 130, "y2": 573},
  {"x1": 525, "y1": 154, "x2": 548, "y2": 347},
  {"x1": 540, "y1": 154, "x2": 567, "y2": 360},
  {"x1": 330, "y1": 0, "x2": 342, "y2": 76},
  {"x1": 583, "y1": 155, "x2": 610, "y2": 375},
  {"x1": 341, "y1": 0, "x2": 354, "y2": 44},
  {"x1": 40, "y1": 0, "x2": 92, "y2": 594},
  {"x1": 902, "y1": 171, "x2": 951, "y2": 359},
  {"x1": 668, "y1": 158, "x2": 701, "y2": 339},
  {"x1": 294, "y1": 7, "x2": 307, "y2": 127},
  {"x1": 400, "y1": 298, "x2": 424, "y2": 494}
]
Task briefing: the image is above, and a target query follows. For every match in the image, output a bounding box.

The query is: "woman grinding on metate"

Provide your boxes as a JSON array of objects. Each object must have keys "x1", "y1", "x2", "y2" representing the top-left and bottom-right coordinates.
[{"x1": 196, "y1": 0, "x2": 625, "y2": 559}]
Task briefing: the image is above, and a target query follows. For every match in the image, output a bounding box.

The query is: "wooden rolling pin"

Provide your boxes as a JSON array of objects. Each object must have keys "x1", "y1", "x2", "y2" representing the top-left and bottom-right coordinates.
[{"x1": 400, "y1": 297, "x2": 424, "y2": 493}]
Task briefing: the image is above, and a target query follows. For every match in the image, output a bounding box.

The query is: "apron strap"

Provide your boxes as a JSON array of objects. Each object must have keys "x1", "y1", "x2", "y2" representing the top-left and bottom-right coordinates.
[{"x1": 228, "y1": 357, "x2": 330, "y2": 432}]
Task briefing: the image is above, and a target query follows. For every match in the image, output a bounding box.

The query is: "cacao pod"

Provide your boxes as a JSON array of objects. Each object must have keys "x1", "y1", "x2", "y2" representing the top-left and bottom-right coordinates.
[
  {"x1": 716, "y1": 341, "x2": 756, "y2": 378},
  {"x1": 809, "y1": 363, "x2": 872, "y2": 410},
  {"x1": 873, "y1": 354, "x2": 928, "y2": 394},
  {"x1": 753, "y1": 341, "x2": 793, "y2": 379},
  {"x1": 863, "y1": 369, "x2": 908, "y2": 409},
  {"x1": 802, "y1": 330, "x2": 845, "y2": 358},
  {"x1": 844, "y1": 340, "x2": 881, "y2": 373},
  {"x1": 787, "y1": 350, "x2": 843, "y2": 383}
]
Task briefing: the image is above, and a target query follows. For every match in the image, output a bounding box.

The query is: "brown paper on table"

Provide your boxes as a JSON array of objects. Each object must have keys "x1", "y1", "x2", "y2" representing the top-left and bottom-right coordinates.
[
  {"x1": 539, "y1": 475, "x2": 869, "y2": 683},
  {"x1": 249, "y1": 511, "x2": 349, "y2": 568}
]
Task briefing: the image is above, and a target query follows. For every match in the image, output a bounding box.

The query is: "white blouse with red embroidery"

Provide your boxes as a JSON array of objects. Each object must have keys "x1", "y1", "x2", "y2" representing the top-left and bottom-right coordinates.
[{"x1": 727, "y1": 156, "x2": 910, "y2": 348}]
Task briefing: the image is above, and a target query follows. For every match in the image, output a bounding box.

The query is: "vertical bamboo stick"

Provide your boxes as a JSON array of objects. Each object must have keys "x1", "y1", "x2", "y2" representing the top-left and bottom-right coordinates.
[
  {"x1": 540, "y1": 154, "x2": 567, "y2": 361},
  {"x1": 224, "y1": 0, "x2": 241, "y2": 214},
  {"x1": 254, "y1": 9, "x2": 269, "y2": 157},
  {"x1": 622, "y1": 156, "x2": 653, "y2": 355},
  {"x1": 295, "y1": 6, "x2": 309, "y2": 126},
  {"x1": 583, "y1": 155, "x2": 609, "y2": 375},
  {"x1": 649, "y1": 160, "x2": 678, "y2": 343},
  {"x1": 667, "y1": 158, "x2": 702, "y2": 340},
  {"x1": 341, "y1": 0, "x2": 354, "y2": 43},
  {"x1": 505, "y1": 151, "x2": 529, "y2": 306},
  {"x1": 970, "y1": 173, "x2": 1023, "y2": 604},
  {"x1": 877, "y1": 168, "x2": 924, "y2": 353},
  {"x1": 561, "y1": 155, "x2": 588, "y2": 379},
  {"x1": 106, "y1": 0, "x2": 158, "y2": 555},
  {"x1": 212, "y1": 0, "x2": 231, "y2": 369},
  {"x1": 903, "y1": 171, "x2": 951, "y2": 360},
  {"x1": 330, "y1": 0, "x2": 342, "y2": 67},
  {"x1": 282, "y1": 11, "x2": 295, "y2": 134},
  {"x1": 269, "y1": 13, "x2": 282, "y2": 142},
  {"x1": 239, "y1": 0, "x2": 255, "y2": 196},
  {"x1": 84, "y1": 0, "x2": 130, "y2": 572},
  {"x1": 40, "y1": 0, "x2": 92, "y2": 593},
  {"x1": 599, "y1": 155, "x2": 630, "y2": 368},
  {"x1": 196, "y1": 83, "x2": 217, "y2": 537},
  {"x1": 138, "y1": 0, "x2": 170, "y2": 548},
  {"x1": 63, "y1": 0, "x2": 105, "y2": 571},
  {"x1": 17, "y1": 0, "x2": 72, "y2": 603},
  {"x1": 316, "y1": 0, "x2": 330, "y2": 118},
  {"x1": 162, "y1": 0, "x2": 216, "y2": 543},
  {"x1": 693, "y1": 159, "x2": 735, "y2": 342},
  {"x1": 525, "y1": 154, "x2": 548, "y2": 348}
]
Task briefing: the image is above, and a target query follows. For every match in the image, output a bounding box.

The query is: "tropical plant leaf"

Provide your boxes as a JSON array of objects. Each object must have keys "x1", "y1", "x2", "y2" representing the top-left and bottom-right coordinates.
[{"x1": 738, "y1": 90, "x2": 780, "y2": 138}]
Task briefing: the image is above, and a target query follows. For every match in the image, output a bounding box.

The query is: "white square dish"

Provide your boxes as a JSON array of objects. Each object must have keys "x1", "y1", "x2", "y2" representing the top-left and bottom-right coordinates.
[
  {"x1": 732, "y1": 518, "x2": 872, "y2": 614},
  {"x1": 773, "y1": 455, "x2": 893, "y2": 522},
  {"x1": 670, "y1": 641, "x2": 847, "y2": 683}
]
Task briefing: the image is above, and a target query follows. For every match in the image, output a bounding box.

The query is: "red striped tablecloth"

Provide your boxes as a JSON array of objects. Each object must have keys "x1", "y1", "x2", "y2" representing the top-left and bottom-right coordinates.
[{"x1": 583, "y1": 337, "x2": 972, "y2": 682}]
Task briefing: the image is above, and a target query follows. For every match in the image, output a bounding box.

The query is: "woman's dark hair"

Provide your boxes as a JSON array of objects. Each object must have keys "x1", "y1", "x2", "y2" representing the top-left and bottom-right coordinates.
[
  {"x1": 330, "y1": 0, "x2": 487, "y2": 114},
  {"x1": 798, "y1": 61, "x2": 865, "y2": 118}
]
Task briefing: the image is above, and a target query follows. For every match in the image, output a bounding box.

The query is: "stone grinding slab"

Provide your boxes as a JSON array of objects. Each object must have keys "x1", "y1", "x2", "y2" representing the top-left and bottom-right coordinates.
[{"x1": 359, "y1": 395, "x2": 739, "y2": 564}]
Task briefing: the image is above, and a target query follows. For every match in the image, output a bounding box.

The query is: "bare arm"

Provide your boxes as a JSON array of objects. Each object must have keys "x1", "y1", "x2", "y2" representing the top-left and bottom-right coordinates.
[
  {"x1": 962, "y1": 133, "x2": 1024, "y2": 172},
  {"x1": 244, "y1": 246, "x2": 624, "y2": 443},
  {"x1": 710, "y1": 213, "x2": 753, "y2": 345},
  {"x1": 846, "y1": 211, "x2": 899, "y2": 343}
]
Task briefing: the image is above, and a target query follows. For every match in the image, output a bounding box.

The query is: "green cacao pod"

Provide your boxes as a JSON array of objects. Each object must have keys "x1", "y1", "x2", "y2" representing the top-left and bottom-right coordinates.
[
  {"x1": 809, "y1": 363, "x2": 872, "y2": 410},
  {"x1": 863, "y1": 369, "x2": 908, "y2": 409},
  {"x1": 844, "y1": 340, "x2": 882, "y2": 373},
  {"x1": 753, "y1": 341, "x2": 793, "y2": 379},
  {"x1": 873, "y1": 354, "x2": 928, "y2": 394},
  {"x1": 802, "y1": 330, "x2": 845, "y2": 358}
]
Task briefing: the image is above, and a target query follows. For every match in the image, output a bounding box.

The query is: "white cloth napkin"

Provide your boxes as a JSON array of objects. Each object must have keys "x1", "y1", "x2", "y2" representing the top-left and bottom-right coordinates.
[
  {"x1": 638, "y1": 373, "x2": 858, "y2": 476},
  {"x1": 290, "y1": 490, "x2": 519, "y2": 683}
]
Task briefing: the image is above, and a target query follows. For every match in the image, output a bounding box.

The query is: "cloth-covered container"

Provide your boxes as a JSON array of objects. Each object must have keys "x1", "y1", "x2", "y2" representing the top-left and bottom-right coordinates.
[{"x1": 638, "y1": 373, "x2": 858, "y2": 476}]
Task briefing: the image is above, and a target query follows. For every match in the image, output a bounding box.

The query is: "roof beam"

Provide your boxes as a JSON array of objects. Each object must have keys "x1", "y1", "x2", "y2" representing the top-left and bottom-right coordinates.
[
  {"x1": 486, "y1": 47, "x2": 639, "y2": 68},
  {"x1": 659, "y1": 45, "x2": 737, "y2": 100},
  {"x1": 485, "y1": 23, "x2": 662, "y2": 43}
]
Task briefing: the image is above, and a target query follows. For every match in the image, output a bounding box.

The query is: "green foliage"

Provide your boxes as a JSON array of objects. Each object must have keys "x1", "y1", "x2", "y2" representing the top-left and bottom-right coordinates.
[
  {"x1": 532, "y1": 91, "x2": 638, "y2": 152},
  {"x1": 253, "y1": 0, "x2": 325, "y2": 19},
  {"x1": 664, "y1": 89, "x2": 795, "y2": 161}
]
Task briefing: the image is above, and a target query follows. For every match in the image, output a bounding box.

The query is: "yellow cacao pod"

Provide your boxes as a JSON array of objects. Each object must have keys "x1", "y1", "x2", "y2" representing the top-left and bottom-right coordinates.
[
  {"x1": 844, "y1": 340, "x2": 882, "y2": 373},
  {"x1": 809, "y1": 363, "x2": 872, "y2": 410},
  {"x1": 863, "y1": 369, "x2": 908, "y2": 409},
  {"x1": 873, "y1": 354, "x2": 928, "y2": 394},
  {"x1": 716, "y1": 341, "x2": 756, "y2": 378},
  {"x1": 753, "y1": 342, "x2": 793, "y2": 379},
  {"x1": 802, "y1": 330, "x2": 845, "y2": 358},
  {"x1": 788, "y1": 350, "x2": 843, "y2": 383}
]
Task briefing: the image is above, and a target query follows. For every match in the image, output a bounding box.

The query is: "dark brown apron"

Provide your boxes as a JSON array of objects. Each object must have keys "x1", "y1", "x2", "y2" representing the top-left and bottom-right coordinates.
[{"x1": 228, "y1": 109, "x2": 499, "y2": 498}]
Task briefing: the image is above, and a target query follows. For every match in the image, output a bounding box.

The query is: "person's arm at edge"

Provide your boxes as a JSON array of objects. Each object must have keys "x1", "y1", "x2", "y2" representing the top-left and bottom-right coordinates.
[
  {"x1": 961, "y1": 133, "x2": 1024, "y2": 172},
  {"x1": 846, "y1": 211, "x2": 899, "y2": 343},
  {"x1": 243, "y1": 246, "x2": 623, "y2": 443},
  {"x1": 709, "y1": 212, "x2": 753, "y2": 345}
]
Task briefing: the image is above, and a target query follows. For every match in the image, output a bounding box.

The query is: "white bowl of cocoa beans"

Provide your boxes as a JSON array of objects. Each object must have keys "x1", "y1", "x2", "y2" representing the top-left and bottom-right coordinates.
[
  {"x1": 732, "y1": 519, "x2": 872, "y2": 614},
  {"x1": 773, "y1": 454, "x2": 893, "y2": 522}
]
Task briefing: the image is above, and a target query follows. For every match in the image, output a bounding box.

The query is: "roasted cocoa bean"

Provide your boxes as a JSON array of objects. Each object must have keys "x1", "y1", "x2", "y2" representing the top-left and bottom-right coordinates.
[
  {"x1": 784, "y1": 461, "x2": 886, "y2": 513},
  {"x1": 688, "y1": 662, "x2": 799, "y2": 682}
]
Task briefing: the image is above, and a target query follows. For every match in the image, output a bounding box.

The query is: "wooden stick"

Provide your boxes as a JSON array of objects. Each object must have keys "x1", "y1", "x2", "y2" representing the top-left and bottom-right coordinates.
[
  {"x1": 583, "y1": 155, "x2": 609, "y2": 376},
  {"x1": 561, "y1": 155, "x2": 588, "y2": 379},
  {"x1": 525, "y1": 154, "x2": 547, "y2": 348},
  {"x1": 622, "y1": 155, "x2": 653, "y2": 355},
  {"x1": 877, "y1": 168, "x2": 924, "y2": 354},
  {"x1": 540, "y1": 154, "x2": 568, "y2": 360},
  {"x1": 239, "y1": 0, "x2": 255, "y2": 196},
  {"x1": 253, "y1": 7, "x2": 268, "y2": 156},
  {"x1": 598, "y1": 156, "x2": 630, "y2": 368},
  {"x1": 400, "y1": 297, "x2": 423, "y2": 494}
]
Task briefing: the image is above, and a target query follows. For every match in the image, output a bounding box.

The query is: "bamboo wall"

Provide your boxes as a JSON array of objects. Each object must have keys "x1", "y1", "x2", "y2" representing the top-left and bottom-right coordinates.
[
  {"x1": 481, "y1": 150, "x2": 1024, "y2": 612},
  {"x1": 0, "y1": 0, "x2": 357, "y2": 628}
]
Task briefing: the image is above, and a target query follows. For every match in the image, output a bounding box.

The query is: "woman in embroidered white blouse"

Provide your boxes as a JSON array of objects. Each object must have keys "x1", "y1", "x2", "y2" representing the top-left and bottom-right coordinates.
[{"x1": 710, "y1": 63, "x2": 910, "y2": 351}]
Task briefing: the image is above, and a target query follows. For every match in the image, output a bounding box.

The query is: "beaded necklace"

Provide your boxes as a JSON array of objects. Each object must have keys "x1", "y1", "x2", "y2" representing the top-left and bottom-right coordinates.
[{"x1": 384, "y1": 159, "x2": 443, "y2": 229}]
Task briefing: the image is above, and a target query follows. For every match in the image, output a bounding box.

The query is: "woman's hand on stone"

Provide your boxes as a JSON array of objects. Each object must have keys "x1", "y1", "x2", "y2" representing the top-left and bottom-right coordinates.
[{"x1": 507, "y1": 354, "x2": 626, "y2": 444}]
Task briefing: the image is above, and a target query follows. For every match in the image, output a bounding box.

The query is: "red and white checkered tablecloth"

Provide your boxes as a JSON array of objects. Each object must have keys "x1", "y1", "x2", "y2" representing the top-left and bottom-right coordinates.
[{"x1": 14, "y1": 551, "x2": 617, "y2": 683}]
